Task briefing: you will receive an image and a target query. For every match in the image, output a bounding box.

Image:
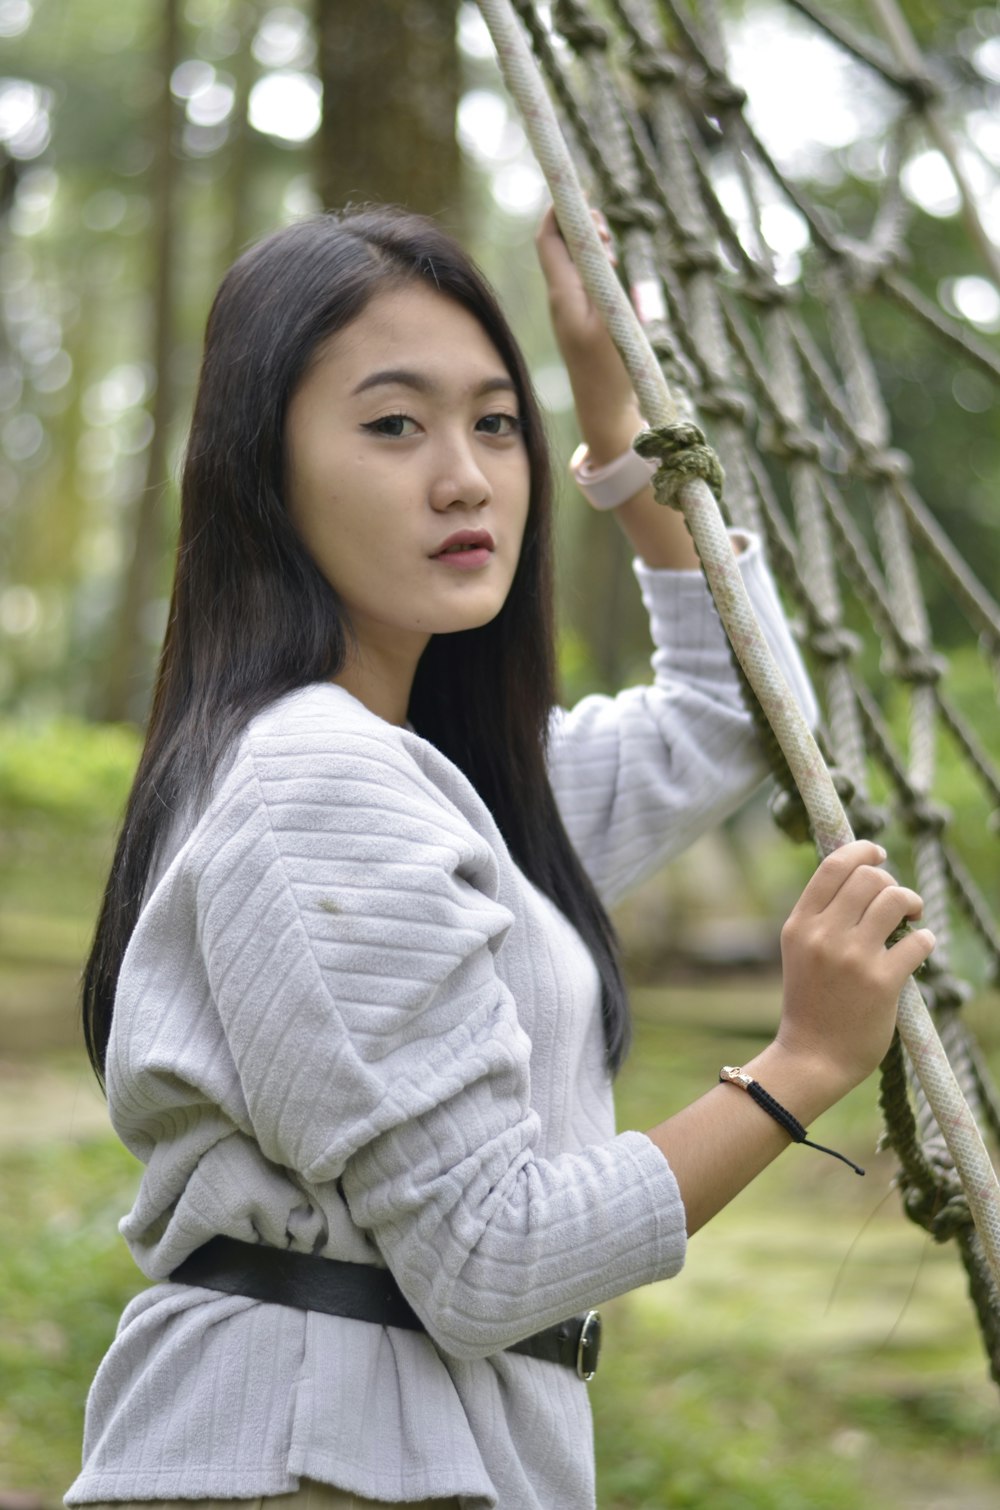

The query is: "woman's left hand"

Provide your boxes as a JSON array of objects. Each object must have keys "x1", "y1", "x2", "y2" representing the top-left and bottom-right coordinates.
[
  {"x1": 534, "y1": 204, "x2": 642, "y2": 461},
  {"x1": 535, "y1": 203, "x2": 705, "y2": 567}
]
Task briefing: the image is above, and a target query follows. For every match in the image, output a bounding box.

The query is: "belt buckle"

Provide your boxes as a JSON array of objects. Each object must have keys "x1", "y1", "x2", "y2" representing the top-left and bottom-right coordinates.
[{"x1": 575, "y1": 1309, "x2": 601, "y2": 1381}]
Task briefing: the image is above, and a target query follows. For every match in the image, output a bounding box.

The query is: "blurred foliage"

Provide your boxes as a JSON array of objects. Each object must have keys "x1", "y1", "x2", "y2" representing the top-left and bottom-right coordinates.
[
  {"x1": 0, "y1": 716, "x2": 140, "y2": 830},
  {"x1": 0, "y1": 0, "x2": 997, "y2": 717},
  {"x1": 0, "y1": 716, "x2": 140, "y2": 923},
  {"x1": 0, "y1": 1134, "x2": 146, "y2": 1493},
  {"x1": 0, "y1": 0, "x2": 330, "y2": 718}
]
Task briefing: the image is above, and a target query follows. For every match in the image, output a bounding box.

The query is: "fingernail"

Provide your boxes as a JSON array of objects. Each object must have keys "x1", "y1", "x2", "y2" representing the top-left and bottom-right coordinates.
[{"x1": 875, "y1": 845, "x2": 887, "y2": 861}]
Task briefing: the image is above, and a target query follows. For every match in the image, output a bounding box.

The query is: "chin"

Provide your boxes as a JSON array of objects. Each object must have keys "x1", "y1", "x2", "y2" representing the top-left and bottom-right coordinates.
[
  {"x1": 420, "y1": 591, "x2": 510, "y2": 636},
  {"x1": 437, "y1": 602, "x2": 508, "y2": 634}
]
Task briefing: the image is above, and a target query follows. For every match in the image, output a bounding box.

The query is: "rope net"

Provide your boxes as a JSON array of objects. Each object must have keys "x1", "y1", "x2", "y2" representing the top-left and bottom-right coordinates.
[{"x1": 476, "y1": 0, "x2": 1000, "y2": 1384}]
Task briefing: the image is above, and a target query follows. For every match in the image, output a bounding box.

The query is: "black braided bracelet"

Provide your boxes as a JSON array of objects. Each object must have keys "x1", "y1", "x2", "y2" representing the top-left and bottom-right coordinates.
[{"x1": 719, "y1": 1066, "x2": 865, "y2": 1176}]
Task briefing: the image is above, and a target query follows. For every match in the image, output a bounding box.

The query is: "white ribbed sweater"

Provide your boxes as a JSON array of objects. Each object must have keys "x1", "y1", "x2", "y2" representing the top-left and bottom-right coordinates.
[{"x1": 68, "y1": 543, "x2": 816, "y2": 1510}]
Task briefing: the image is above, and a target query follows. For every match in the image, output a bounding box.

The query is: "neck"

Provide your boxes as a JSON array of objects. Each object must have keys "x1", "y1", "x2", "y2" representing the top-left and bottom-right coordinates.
[{"x1": 331, "y1": 633, "x2": 428, "y2": 727}]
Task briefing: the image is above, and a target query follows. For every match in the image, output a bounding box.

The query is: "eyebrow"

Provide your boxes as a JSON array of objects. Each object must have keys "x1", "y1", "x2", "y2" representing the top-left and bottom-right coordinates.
[{"x1": 350, "y1": 368, "x2": 518, "y2": 400}]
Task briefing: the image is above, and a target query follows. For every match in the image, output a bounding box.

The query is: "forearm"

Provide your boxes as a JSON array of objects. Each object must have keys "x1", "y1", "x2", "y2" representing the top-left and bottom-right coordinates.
[
  {"x1": 537, "y1": 207, "x2": 722, "y2": 570},
  {"x1": 645, "y1": 1039, "x2": 851, "y2": 1236}
]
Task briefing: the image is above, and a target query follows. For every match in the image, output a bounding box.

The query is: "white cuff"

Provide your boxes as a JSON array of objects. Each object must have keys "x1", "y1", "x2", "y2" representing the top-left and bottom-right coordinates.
[{"x1": 569, "y1": 439, "x2": 658, "y2": 511}]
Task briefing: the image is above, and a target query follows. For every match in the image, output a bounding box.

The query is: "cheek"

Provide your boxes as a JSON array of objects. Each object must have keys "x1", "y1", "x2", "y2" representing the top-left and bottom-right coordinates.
[
  {"x1": 287, "y1": 449, "x2": 365, "y2": 556},
  {"x1": 284, "y1": 437, "x2": 325, "y2": 540},
  {"x1": 514, "y1": 463, "x2": 532, "y2": 540}
]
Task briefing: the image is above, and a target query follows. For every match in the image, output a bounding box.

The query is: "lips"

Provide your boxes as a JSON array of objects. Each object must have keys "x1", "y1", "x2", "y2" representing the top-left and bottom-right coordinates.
[{"x1": 431, "y1": 529, "x2": 495, "y2": 558}]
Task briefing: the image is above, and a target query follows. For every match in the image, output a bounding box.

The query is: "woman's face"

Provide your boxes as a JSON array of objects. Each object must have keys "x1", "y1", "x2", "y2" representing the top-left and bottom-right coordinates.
[{"x1": 285, "y1": 282, "x2": 532, "y2": 669}]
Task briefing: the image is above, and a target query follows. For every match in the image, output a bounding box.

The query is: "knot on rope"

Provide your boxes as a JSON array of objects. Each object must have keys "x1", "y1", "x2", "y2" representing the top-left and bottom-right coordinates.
[
  {"x1": 847, "y1": 796, "x2": 889, "y2": 841},
  {"x1": 649, "y1": 333, "x2": 687, "y2": 374},
  {"x1": 654, "y1": 345, "x2": 700, "y2": 400},
  {"x1": 770, "y1": 764, "x2": 884, "y2": 845},
  {"x1": 769, "y1": 785, "x2": 812, "y2": 844},
  {"x1": 901, "y1": 793, "x2": 952, "y2": 836},
  {"x1": 920, "y1": 961, "x2": 971, "y2": 1013},
  {"x1": 886, "y1": 645, "x2": 946, "y2": 685},
  {"x1": 741, "y1": 274, "x2": 795, "y2": 308},
  {"x1": 901, "y1": 70, "x2": 941, "y2": 111},
  {"x1": 628, "y1": 49, "x2": 680, "y2": 86},
  {"x1": 834, "y1": 239, "x2": 901, "y2": 294},
  {"x1": 902, "y1": 1178, "x2": 974, "y2": 1242},
  {"x1": 673, "y1": 239, "x2": 722, "y2": 275},
  {"x1": 702, "y1": 76, "x2": 747, "y2": 111},
  {"x1": 634, "y1": 422, "x2": 725, "y2": 510},
  {"x1": 809, "y1": 625, "x2": 862, "y2": 664},
  {"x1": 831, "y1": 764, "x2": 889, "y2": 841},
  {"x1": 698, "y1": 386, "x2": 754, "y2": 425},
  {"x1": 830, "y1": 766, "x2": 860, "y2": 806},
  {"x1": 853, "y1": 442, "x2": 911, "y2": 484},
  {"x1": 606, "y1": 194, "x2": 661, "y2": 232},
  {"x1": 552, "y1": 0, "x2": 608, "y2": 51},
  {"x1": 761, "y1": 420, "x2": 824, "y2": 464}
]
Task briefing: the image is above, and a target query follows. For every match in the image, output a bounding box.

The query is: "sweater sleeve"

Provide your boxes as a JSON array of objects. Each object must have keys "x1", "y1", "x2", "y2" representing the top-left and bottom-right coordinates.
[
  {"x1": 547, "y1": 533, "x2": 818, "y2": 906},
  {"x1": 192, "y1": 722, "x2": 686, "y2": 1360}
]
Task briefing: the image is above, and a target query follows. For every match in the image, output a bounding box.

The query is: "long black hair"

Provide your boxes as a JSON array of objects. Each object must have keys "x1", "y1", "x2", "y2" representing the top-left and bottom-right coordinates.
[{"x1": 82, "y1": 206, "x2": 630, "y2": 1085}]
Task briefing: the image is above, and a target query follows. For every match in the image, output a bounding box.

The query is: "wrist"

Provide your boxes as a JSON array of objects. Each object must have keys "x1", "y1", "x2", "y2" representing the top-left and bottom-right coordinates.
[
  {"x1": 573, "y1": 401, "x2": 645, "y2": 467},
  {"x1": 570, "y1": 436, "x2": 657, "y2": 512},
  {"x1": 741, "y1": 1039, "x2": 853, "y2": 1127},
  {"x1": 718, "y1": 1057, "x2": 867, "y2": 1178}
]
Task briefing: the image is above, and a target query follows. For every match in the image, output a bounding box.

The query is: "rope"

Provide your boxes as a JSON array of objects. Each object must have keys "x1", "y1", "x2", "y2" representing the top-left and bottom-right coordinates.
[
  {"x1": 588, "y1": 7, "x2": 1000, "y2": 1326},
  {"x1": 475, "y1": 0, "x2": 1000, "y2": 1295},
  {"x1": 786, "y1": 0, "x2": 937, "y2": 103},
  {"x1": 633, "y1": 422, "x2": 724, "y2": 507}
]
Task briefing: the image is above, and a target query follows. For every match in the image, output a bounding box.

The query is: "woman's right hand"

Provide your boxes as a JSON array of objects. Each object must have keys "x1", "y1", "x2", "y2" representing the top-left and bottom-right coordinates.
[
  {"x1": 645, "y1": 839, "x2": 934, "y2": 1234},
  {"x1": 776, "y1": 839, "x2": 935, "y2": 1095},
  {"x1": 645, "y1": 840, "x2": 934, "y2": 1234}
]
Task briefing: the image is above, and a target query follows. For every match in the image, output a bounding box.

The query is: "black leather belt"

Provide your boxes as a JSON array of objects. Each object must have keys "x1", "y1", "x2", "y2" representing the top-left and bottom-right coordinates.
[{"x1": 170, "y1": 1236, "x2": 602, "y2": 1381}]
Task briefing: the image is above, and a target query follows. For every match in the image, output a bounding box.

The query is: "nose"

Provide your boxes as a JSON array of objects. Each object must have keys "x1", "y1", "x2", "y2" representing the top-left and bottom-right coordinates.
[{"x1": 428, "y1": 434, "x2": 492, "y2": 513}]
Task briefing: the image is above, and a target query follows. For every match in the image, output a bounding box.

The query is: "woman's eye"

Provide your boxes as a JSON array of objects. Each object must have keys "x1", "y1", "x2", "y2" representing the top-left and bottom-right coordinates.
[
  {"x1": 476, "y1": 412, "x2": 521, "y2": 437},
  {"x1": 364, "y1": 414, "x2": 418, "y2": 438}
]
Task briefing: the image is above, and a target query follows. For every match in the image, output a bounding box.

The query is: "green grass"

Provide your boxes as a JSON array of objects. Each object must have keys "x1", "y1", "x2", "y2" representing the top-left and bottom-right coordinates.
[
  {"x1": 2, "y1": 986, "x2": 999, "y2": 1506},
  {"x1": 0, "y1": 1135, "x2": 145, "y2": 1493}
]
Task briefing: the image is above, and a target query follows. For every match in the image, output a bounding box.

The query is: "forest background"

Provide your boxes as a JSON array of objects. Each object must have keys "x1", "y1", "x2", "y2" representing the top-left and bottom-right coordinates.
[{"x1": 2, "y1": 1, "x2": 1000, "y2": 1506}]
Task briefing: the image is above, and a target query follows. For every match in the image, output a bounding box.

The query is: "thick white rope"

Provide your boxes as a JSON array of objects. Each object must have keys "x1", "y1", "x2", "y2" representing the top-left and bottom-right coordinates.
[{"x1": 476, "y1": 0, "x2": 1000, "y2": 1286}]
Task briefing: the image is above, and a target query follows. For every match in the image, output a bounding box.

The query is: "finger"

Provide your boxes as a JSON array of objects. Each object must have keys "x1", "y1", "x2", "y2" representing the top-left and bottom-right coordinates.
[
  {"x1": 536, "y1": 204, "x2": 615, "y2": 276},
  {"x1": 535, "y1": 203, "x2": 558, "y2": 242},
  {"x1": 590, "y1": 208, "x2": 617, "y2": 265},
  {"x1": 793, "y1": 840, "x2": 888, "y2": 917},
  {"x1": 534, "y1": 207, "x2": 579, "y2": 285},
  {"x1": 827, "y1": 863, "x2": 896, "y2": 927},
  {"x1": 883, "y1": 925, "x2": 936, "y2": 987},
  {"x1": 859, "y1": 884, "x2": 925, "y2": 947}
]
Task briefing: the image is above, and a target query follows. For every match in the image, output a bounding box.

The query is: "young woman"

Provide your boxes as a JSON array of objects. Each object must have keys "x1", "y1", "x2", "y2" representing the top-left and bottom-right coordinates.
[{"x1": 68, "y1": 205, "x2": 933, "y2": 1510}]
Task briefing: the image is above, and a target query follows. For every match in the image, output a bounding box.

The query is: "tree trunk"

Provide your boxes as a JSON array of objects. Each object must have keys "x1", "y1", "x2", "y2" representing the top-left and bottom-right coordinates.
[
  {"x1": 313, "y1": 0, "x2": 463, "y2": 228},
  {"x1": 101, "y1": 0, "x2": 181, "y2": 723},
  {"x1": 223, "y1": 0, "x2": 262, "y2": 272}
]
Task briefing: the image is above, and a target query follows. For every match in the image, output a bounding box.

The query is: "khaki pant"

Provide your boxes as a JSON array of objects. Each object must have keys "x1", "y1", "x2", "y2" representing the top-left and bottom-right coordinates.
[{"x1": 84, "y1": 1480, "x2": 460, "y2": 1510}]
